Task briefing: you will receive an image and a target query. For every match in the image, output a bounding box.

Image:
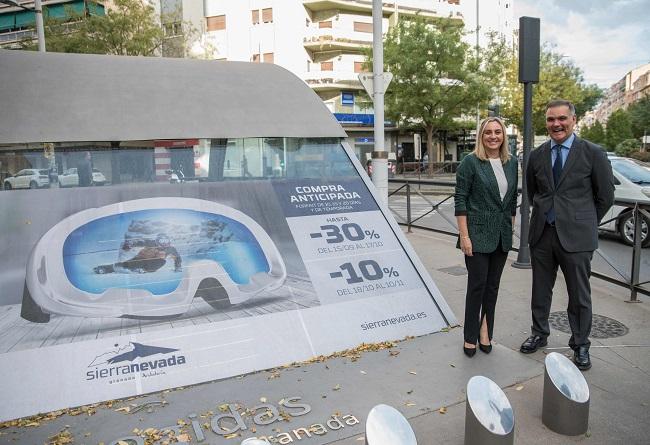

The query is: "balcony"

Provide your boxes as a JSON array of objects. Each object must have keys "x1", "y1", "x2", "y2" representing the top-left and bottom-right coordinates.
[
  {"x1": 302, "y1": 70, "x2": 364, "y2": 91},
  {"x1": 303, "y1": 27, "x2": 371, "y2": 52}
]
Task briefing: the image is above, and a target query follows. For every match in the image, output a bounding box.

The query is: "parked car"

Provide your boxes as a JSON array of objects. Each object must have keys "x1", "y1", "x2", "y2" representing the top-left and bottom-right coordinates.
[
  {"x1": 58, "y1": 167, "x2": 107, "y2": 187},
  {"x1": 600, "y1": 156, "x2": 650, "y2": 246},
  {"x1": 3, "y1": 169, "x2": 50, "y2": 190}
]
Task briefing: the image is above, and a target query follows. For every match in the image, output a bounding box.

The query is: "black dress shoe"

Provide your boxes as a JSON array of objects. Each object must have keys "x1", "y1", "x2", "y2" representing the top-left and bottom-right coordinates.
[
  {"x1": 574, "y1": 346, "x2": 592, "y2": 370},
  {"x1": 463, "y1": 346, "x2": 477, "y2": 357},
  {"x1": 479, "y1": 343, "x2": 492, "y2": 354},
  {"x1": 519, "y1": 335, "x2": 547, "y2": 353}
]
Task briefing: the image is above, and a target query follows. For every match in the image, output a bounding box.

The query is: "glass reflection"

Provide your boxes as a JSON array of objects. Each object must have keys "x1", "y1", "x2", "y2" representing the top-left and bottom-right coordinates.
[
  {"x1": 0, "y1": 137, "x2": 357, "y2": 192},
  {"x1": 545, "y1": 352, "x2": 589, "y2": 403},
  {"x1": 466, "y1": 376, "x2": 514, "y2": 435},
  {"x1": 365, "y1": 404, "x2": 416, "y2": 445}
]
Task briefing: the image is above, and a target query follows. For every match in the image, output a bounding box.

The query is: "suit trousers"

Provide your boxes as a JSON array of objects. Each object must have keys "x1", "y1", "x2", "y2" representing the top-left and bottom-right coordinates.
[
  {"x1": 463, "y1": 243, "x2": 508, "y2": 344},
  {"x1": 531, "y1": 225, "x2": 593, "y2": 349}
]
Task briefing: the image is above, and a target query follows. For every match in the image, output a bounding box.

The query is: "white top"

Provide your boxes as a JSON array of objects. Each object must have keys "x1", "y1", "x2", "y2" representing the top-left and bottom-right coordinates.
[{"x1": 489, "y1": 158, "x2": 508, "y2": 200}]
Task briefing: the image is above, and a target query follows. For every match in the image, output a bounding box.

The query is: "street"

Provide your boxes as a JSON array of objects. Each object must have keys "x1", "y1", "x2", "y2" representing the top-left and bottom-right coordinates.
[{"x1": 387, "y1": 193, "x2": 650, "y2": 292}]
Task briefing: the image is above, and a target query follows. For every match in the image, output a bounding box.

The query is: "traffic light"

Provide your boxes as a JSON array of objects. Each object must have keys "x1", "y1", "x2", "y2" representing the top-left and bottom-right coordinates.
[{"x1": 488, "y1": 104, "x2": 500, "y2": 117}]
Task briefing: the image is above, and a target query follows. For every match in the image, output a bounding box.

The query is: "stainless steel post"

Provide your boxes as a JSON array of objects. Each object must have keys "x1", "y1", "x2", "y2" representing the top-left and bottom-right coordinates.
[
  {"x1": 629, "y1": 203, "x2": 642, "y2": 302},
  {"x1": 34, "y1": 0, "x2": 46, "y2": 52},
  {"x1": 371, "y1": 0, "x2": 388, "y2": 203}
]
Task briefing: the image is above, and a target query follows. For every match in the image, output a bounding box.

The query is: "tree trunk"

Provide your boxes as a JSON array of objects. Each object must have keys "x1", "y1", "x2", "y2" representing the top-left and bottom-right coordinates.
[{"x1": 425, "y1": 126, "x2": 435, "y2": 174}]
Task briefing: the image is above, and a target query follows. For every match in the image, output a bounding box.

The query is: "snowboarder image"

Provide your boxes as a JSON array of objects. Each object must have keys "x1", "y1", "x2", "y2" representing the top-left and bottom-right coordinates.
[{"x1": 94, "y1": 234, "x2": 181, "y2": 274}]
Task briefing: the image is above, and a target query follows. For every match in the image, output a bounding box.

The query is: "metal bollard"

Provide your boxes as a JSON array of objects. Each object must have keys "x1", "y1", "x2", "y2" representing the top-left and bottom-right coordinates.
[
  {"x1": 241, "y1": 439, "x2": 269, "y2": 445},
  {"x1": 542, "y1": 352, "x2": 590, "y2": 435},
  {"x1": 365, "y1": 404, "x2": 417, "y2": 445},
  {"x1": 465, "y1": 376, "x2": 514, "y2": 445}
]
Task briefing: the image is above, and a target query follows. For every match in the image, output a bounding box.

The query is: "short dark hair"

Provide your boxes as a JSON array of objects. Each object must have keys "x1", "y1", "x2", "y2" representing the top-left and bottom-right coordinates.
[{"x1": 546, "y1": 99, "x2": 575, "y2": 116}]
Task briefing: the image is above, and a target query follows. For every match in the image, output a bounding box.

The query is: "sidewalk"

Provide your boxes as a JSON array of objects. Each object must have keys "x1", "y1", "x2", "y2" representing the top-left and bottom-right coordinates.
[{"x1": 1, "y1": 228, "x2": 648, "y2": 445}]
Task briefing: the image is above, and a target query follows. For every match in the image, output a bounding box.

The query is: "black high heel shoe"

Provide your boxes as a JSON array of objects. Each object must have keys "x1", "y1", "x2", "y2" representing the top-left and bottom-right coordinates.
[
  {"x1": 479, "y1": 342, "x2": 492, "y2": 354},
  {"x1": 463, "y1": 345, "x2": 477, "y2": 357}
]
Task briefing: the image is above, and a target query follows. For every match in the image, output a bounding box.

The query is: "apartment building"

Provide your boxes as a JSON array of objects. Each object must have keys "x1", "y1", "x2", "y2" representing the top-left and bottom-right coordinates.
[
  {"x1": 0, "y1": 0, "x2": 105, "y2": 48},
  {"x1": 592, "y1": 62, "x2": 650, "y2": 125}
]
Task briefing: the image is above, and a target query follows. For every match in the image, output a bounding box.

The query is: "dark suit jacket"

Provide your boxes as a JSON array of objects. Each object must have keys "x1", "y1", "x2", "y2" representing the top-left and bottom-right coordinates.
[
  {"x1": 526, "y1": 136, "x2": 614, "y2": 252},
  {"x1": 455, "y1": 153, "x2": 519, "y2": 253}
]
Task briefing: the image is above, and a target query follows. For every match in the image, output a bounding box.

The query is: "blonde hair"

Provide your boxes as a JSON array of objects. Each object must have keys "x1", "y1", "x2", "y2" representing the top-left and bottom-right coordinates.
[{"x1": 473, "y1": 117, "x2": 511, "y2": 163}]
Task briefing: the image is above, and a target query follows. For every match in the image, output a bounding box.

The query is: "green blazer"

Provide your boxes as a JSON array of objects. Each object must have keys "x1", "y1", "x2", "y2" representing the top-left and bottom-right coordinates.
[{"x1": 455, "y1": 153, "x2": 518, "y2": 253}]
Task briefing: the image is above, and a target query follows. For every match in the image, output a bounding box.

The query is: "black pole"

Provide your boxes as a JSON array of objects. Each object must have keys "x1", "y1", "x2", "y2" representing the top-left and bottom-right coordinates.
[
  {"x1": 513, "y1": 16, "x2": 539, "y2": 269},
  {"x1": 513, "y1": 82, "x2": 533, "y2": 268}
]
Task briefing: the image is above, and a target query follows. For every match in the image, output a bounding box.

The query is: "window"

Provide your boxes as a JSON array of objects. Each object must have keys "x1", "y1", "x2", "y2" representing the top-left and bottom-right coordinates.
[
  {"x1": 251, "y1": 9, "x2": 259, "y2": 25},
  {"x1": 354, "y1": 61, "x2": 367, "y2": 73},
  {"x1": 319, "y1": 21, "x2": 332, "y2": 29},
  {"x1": 262, "y1": 7, "x2": 273, "y2": 23},
  {"x1": 341, "y1": 92, "x2": 354, "y2": 106},
  {"x1": 353, "y1": 21, "x2": 372, "y2": 33},
  {"x1": 321, "y1": 61, "x2": 333, "y2": 71},
  {"x1": 206, "y1": 15, "x2": 226, "y2": 31},
  {"x1": 263, "y1": 52, "x2": 274, "y2": 64}
]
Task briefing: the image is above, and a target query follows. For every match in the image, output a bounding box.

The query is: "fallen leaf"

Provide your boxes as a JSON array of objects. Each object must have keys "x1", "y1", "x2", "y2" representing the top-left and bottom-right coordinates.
[
  {"x1": 333, "y1": 384, "x2": 341, "y2": 391},
  {"x1": 439, "y1": 407, "x2": 447, "y2": 414},
  {"x1": 516, "y1": 385, "x2": 524, "y2": 391},
  {"x1": 260, "y1": 397, "x2": 267, "y2": 403},
  {"x1": 409, "y1": 371, "x2": 417, "y2": 375},
  {"x1": 114, "y1": 407, "x2": 130, "y2": 413},
  {"x1": 405, "y1": 402, "x2": 416, "y2": 407},
  {"x1": 450, "y1": 363, "x2": 456, "y2": 368},
  {"x1": 360, "y1": 370, "x2": 367, "y2": 374}
]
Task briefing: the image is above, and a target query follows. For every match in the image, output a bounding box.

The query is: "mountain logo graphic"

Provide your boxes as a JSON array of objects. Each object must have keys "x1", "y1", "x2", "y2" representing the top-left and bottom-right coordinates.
[{"x1": 88, "y1": 342, "x2": 179, "y2": 367}]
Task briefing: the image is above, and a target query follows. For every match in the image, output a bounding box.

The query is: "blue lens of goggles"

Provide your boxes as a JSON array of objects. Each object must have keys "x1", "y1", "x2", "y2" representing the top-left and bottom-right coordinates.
[{"x1": 62, "y1": 209, "x2": 270, "y2": 295}]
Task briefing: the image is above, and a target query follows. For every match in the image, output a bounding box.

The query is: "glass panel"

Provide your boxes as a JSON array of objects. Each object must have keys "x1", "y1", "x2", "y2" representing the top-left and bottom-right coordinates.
[{"x1": 1, "y1": 138, "x2": 356, "y2": 191}]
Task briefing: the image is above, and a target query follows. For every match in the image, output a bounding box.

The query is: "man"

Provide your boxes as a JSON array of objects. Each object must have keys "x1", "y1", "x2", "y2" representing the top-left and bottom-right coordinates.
[
  {"x1": 520, "y1": 99, "x2": 614, "y2": 370},
  {"x1": 77, "y1": 151, "x2": 93, "y2": 187}
]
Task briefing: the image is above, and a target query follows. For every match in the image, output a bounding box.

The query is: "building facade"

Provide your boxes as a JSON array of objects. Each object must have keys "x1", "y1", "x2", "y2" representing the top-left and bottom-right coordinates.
[
  {"x1": 591, "y1": 62, "x2": 650, "y2": 126},
  {"x1": 0, "y1": 0, "x2": 106, "y2": 48}
]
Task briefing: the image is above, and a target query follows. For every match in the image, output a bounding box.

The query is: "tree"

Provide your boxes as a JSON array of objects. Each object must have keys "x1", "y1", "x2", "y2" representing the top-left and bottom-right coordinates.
[
  {"x1": 500, "y1": 46, "x2": 603, "y2": 134},
  {"x1": 579, "y1": 121, "x2": 606, "y2": 145},
  {"x1": 628, "y1": 96, "x2": 650, "y2": 139},
  {"x1": 615, "y1": 138, "x2": 641, "y2": 157},
  {"x1": 606, "y1": 109, "x2": 634, "y2": 150},
  {"x1": 21, "y1": 0, "x2": 166, "y2": 56},
  {"x1": 369, "y1": 17, "x2": 506, "y2": 167}
]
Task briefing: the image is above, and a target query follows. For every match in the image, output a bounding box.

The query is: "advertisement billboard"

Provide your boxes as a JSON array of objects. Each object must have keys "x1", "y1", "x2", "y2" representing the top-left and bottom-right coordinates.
[{"x1": 0, "y1": 137, "x2": 453, "y2": 422}]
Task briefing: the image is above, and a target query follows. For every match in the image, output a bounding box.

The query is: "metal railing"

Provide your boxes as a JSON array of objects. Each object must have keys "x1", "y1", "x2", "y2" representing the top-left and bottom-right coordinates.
[{"x1": 388, "y1": 178, "x2": 649, "y2": 301}]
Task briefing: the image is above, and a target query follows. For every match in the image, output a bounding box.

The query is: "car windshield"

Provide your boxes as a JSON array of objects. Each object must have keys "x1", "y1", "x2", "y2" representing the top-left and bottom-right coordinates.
[{"x1": 611, "y1": 159, "x2": 650, "y2": 184}]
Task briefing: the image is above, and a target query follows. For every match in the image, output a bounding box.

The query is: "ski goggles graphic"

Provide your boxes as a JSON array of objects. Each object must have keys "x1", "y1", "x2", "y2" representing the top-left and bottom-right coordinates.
[{"x1": 22, "y1": 198, "x2": 286, "y2": 323}]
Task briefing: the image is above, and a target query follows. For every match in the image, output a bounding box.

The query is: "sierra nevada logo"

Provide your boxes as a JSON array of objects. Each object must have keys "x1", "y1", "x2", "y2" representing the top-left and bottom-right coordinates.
[{"x1": 87, "y1": 342, "x2": 186, "y2": 383}]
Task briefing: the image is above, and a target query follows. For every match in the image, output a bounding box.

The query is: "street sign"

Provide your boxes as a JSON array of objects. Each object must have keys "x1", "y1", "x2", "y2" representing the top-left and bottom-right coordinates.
[{"x1": 358, "y1": 72, "x2": 393, "y2": 97}]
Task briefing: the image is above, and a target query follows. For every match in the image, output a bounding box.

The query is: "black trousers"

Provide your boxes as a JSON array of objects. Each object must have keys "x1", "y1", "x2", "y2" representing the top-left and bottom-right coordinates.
[
  {"x1": 463, "y1": 243, "x2": 508, "y2": 344},
  {"x1": 530, "y1": 225, "x2": 593, "y2": 349}
]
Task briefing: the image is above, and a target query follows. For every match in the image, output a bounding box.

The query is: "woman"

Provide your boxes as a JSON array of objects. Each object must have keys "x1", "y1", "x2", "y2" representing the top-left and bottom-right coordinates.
[{"x1": 455, "y1": 117, "x2": 518, "y2": 357}]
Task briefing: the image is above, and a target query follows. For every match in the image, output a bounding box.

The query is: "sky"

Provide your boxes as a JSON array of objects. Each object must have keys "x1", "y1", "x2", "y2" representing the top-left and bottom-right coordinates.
[{"x1": 514, "y1": 0, "x2": 650, "y2": 89}]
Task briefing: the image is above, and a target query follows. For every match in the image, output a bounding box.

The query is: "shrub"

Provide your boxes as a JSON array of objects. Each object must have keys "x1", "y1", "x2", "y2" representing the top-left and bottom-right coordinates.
[{"x1": 615, "y1": 138, "x2": 642, "y2": 157}]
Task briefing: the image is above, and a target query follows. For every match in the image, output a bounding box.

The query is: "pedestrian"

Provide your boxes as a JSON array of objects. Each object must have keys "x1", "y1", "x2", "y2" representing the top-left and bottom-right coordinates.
[
  {"x1": 520, "y1": 99, "x2": 614, "y2": 371},
  {"x1": 77, "y1": 151, "x2": 93, "y2": 187},
  {"x1": 455, "y1": 117, "x2": 518, "y2": 357}
]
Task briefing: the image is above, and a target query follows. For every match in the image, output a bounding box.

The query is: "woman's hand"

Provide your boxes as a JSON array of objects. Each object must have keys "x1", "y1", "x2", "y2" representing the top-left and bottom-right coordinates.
[{"x1": 460, "y1": 236, "x2": 473, "y2": 256}]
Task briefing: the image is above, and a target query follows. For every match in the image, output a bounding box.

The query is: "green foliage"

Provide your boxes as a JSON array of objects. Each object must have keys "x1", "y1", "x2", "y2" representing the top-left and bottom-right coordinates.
[
  {"x1": 628, "y1": 96, "x2": 650, "y2": 139},
  {"x1": 615, "y1": 138, "x2": 641, "y2": 157},
  {"x1": 369, "y1": 17, "x2": 507, "y2": 163},
  {"x1": 606, "y1": 109, "x2": 634, "y2": 149},
  {"x1": 21, "y1": 0, "x2": 165, "y2": 56},
  {"x1": 500, "y1": 46, "x2": 603, "y2": 134},
  {"x1": 580, "y1": 120, "x2": 606, "y2": 145}
]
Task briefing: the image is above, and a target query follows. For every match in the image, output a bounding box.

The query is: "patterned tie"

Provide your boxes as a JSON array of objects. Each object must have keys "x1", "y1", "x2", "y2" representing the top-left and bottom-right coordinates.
[{"x1": 547, "y1": 145, "x2": 564, "y2": 224}]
